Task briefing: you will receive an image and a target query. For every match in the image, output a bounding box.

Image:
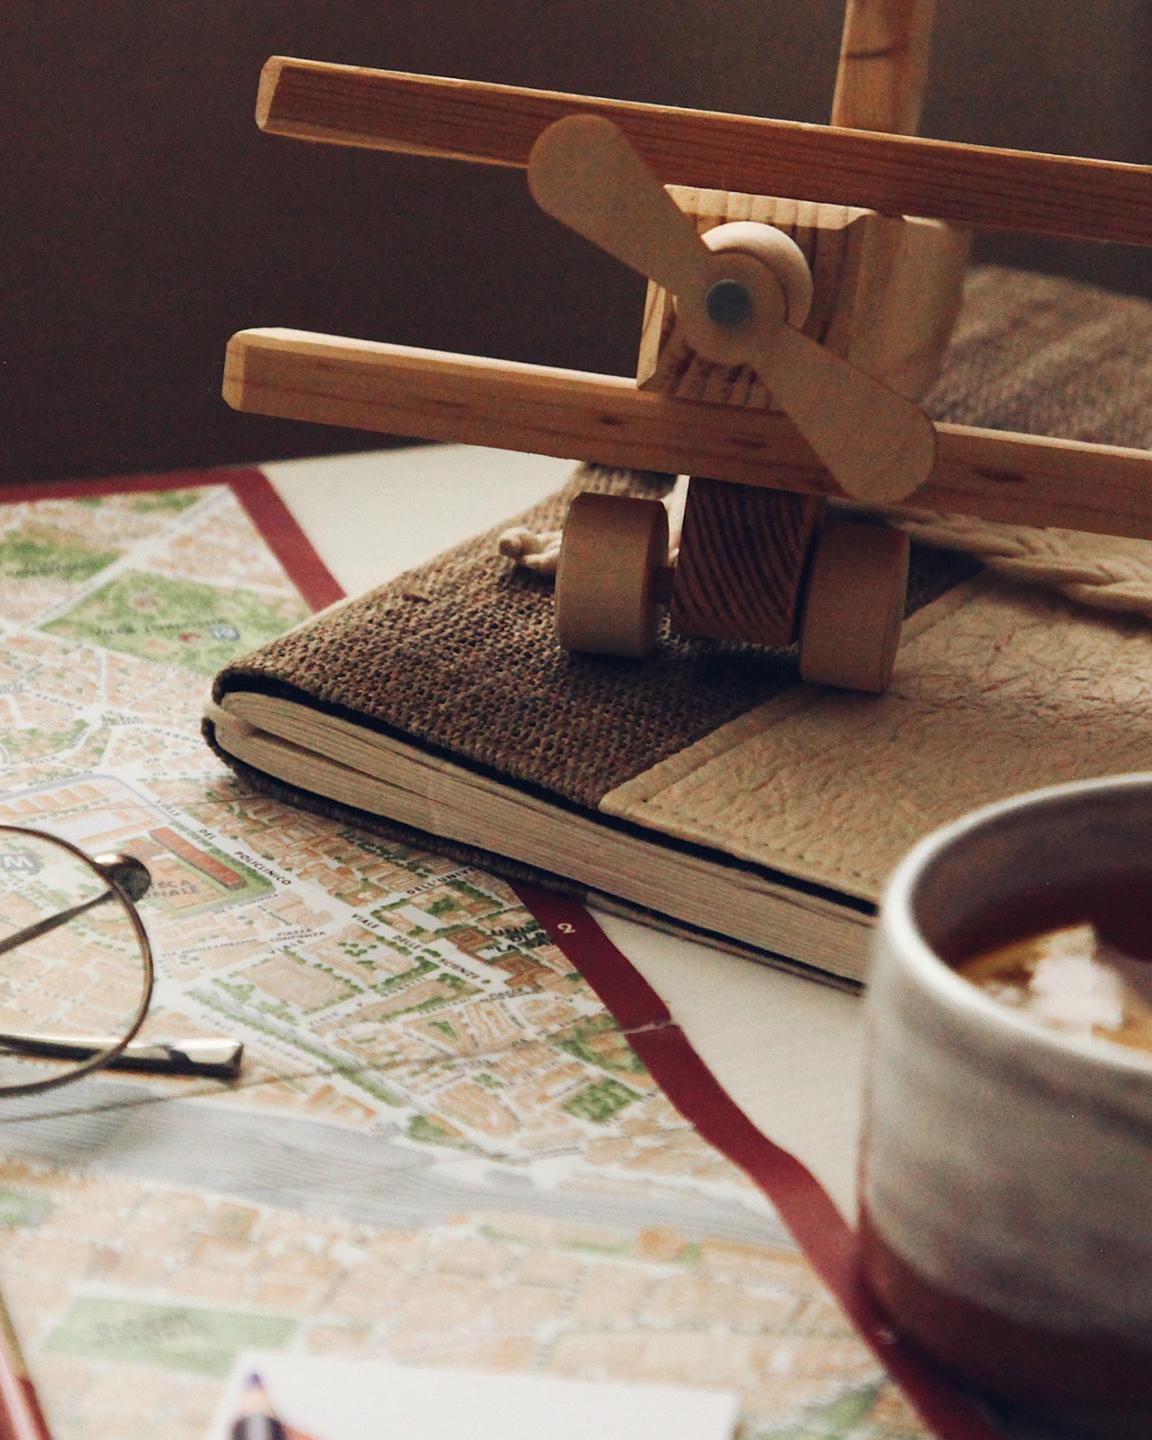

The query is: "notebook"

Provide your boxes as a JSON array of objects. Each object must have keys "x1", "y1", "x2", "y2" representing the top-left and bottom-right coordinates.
[{"x1": 206, "y1": 268, "x2": 1152, "y2": 984}]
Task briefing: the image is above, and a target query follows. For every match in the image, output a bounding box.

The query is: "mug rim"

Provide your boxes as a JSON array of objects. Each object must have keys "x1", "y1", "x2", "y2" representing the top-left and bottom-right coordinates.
[{"x1": 881, "y1": 771, "x2": 1152, "y2": 1077}]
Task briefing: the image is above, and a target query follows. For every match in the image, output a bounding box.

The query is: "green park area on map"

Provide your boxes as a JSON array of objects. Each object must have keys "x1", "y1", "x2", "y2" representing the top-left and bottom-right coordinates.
[{"x1": 45, "y1": 569, "x2": 309, "y2": 673}]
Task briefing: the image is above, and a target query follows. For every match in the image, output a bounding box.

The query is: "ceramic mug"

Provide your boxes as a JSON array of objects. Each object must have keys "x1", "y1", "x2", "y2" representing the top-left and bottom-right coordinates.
[{"x1": 860, "y1": 775, "x2": 1152, "y2": 1437}]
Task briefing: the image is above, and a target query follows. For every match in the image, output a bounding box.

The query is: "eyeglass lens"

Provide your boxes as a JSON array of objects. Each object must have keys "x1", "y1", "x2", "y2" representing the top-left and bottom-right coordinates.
[{"x1": 0, "y1": 832, "x2": 150, "y2": 1093}]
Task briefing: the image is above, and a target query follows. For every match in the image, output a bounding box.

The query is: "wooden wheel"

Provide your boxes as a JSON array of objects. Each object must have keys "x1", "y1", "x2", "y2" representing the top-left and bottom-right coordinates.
[
  {"x1": 798, "y1": 520, "x2": 910, "y2": 692},
  {"x1": 555, "y1": 492, "x2": 668, "y2": 657}
]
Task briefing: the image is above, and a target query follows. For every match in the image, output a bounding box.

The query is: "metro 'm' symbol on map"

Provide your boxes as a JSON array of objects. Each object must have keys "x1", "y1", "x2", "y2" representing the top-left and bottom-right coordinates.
[{"x1": 0, "y1": 850, "x2": 41, "y2": 877}]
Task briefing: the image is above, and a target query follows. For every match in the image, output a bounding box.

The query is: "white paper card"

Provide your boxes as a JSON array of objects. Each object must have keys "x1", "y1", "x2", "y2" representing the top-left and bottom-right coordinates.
[{"x1": 209, "y1": 1352, "x2": 739, "y2": 1440}]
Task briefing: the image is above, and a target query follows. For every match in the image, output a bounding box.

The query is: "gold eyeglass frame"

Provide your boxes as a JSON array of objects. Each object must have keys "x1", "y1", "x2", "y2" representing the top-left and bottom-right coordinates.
[{"x1": 0, "y1": 825, "x2": 242, "y2": 1097}]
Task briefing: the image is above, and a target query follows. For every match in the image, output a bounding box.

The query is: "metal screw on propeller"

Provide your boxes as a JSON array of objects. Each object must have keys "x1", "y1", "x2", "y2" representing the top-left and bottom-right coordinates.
[{"x1": 527, "y1": 115, "x2": 938, "y2": 504}]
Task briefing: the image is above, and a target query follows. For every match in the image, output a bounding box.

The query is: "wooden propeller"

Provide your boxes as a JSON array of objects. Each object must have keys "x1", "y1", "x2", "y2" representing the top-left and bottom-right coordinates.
[{"x1": 528, "y1": 115, "x2": 937, "y2": 504}]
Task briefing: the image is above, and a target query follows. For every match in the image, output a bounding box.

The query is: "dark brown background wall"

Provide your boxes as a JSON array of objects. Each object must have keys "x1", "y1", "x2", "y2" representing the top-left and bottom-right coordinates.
[{"x1": 4, "y1": 1, "x2": 1148, "y2": 485}]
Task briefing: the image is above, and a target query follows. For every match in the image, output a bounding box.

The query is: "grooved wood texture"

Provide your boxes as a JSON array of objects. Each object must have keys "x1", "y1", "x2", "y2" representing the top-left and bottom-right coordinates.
[
  {"x1": 636, "y1": 192, "x2": 967, "y2": 404},
  {"x1": 636, "y1": 191, "x2": 866, "y2": 401},
  {"x1": 670, "y1": 480, "x2": 822, "y2": 647}
]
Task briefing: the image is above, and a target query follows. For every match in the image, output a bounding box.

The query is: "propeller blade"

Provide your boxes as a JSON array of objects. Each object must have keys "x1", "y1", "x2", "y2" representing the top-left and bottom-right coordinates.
[
  {"x1": 529, "y1": 115, "x2": 936, "y2": 503},
  {"x1": 528, "y1": 115, "x2": 711, "y2": 304},
  {"x1": 743, "y1": 323, "x2": 938, "y2": 503}
]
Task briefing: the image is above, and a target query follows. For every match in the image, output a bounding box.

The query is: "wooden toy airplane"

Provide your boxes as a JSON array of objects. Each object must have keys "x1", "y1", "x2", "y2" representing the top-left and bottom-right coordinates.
[{"x1": 224, "y1": 0, "x2": 1152, "y2": 691}]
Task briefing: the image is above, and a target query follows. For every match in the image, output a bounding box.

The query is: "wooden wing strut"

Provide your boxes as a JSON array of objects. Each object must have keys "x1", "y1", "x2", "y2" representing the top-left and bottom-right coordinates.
[{"x1": 257, "y1": 56, "x2": 1152, "y2": 246}]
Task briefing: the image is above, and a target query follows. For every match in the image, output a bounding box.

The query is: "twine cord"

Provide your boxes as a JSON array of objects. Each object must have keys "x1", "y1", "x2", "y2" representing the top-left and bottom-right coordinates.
[{"x1": 872, "y1": 504, "x2": 1152, "y2": 619}]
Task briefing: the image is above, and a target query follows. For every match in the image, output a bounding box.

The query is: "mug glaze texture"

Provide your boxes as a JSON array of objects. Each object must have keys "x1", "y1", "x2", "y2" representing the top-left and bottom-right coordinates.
[{"x1": 861, "y1": 775, "x2": 1152, "y2": 1436}]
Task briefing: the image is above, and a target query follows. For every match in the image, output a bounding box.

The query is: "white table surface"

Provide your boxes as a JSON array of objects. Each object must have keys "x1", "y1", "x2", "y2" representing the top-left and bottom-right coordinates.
[{"x1": 263, "y1": 444, "x2": 866, "y2": 1217}]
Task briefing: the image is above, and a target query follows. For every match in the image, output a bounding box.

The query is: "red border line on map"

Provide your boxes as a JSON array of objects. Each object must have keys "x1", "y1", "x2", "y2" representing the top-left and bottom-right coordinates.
[
  {"x1": 516, "y1": 883, "x2": 1003, "y2": 1440},
  {"x1": 5, "y1": 466, "x2": 344, "y2": 614},
  {"x1": 0, "y1": 471, "x2": 231, "y2": 504},
  {"x1": 227, "y1": 469, "x2": 345, "y2": 612}
]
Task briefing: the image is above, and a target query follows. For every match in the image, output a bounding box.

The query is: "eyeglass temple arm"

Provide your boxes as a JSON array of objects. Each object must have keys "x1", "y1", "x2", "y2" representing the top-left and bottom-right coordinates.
[
  {"x1": 0, "y1": 1032, "x2": 244, "y2": 1080},
  {"x1": 0, "y1": 889, "x2": 115, "y2": 958},
  {"x1": 0, "y1": 856, "x2": 243, "y2": 1078}
]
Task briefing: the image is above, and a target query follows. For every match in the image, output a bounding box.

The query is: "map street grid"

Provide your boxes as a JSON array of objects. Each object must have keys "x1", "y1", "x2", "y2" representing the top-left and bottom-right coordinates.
[{"x1": 0, "y1": 474, "x2": 949, "y2": 1439}]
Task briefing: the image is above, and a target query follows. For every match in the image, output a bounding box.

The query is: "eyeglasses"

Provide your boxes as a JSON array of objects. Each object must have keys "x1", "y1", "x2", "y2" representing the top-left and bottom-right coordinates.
[{"x1": 0, "y1": 825, "x2": 243, "y2": 1097}]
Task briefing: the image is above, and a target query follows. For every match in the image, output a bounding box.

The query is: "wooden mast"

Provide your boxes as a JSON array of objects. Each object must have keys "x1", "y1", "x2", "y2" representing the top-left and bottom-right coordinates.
[{"x1": 832, "y1": 0, "x2": 938, "y2": 134}]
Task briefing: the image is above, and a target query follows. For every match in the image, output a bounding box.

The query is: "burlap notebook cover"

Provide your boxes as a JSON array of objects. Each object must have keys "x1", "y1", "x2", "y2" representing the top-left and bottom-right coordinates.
[{"x1": 205, "y1": 268, "x2": 1152, "y2": 984}]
